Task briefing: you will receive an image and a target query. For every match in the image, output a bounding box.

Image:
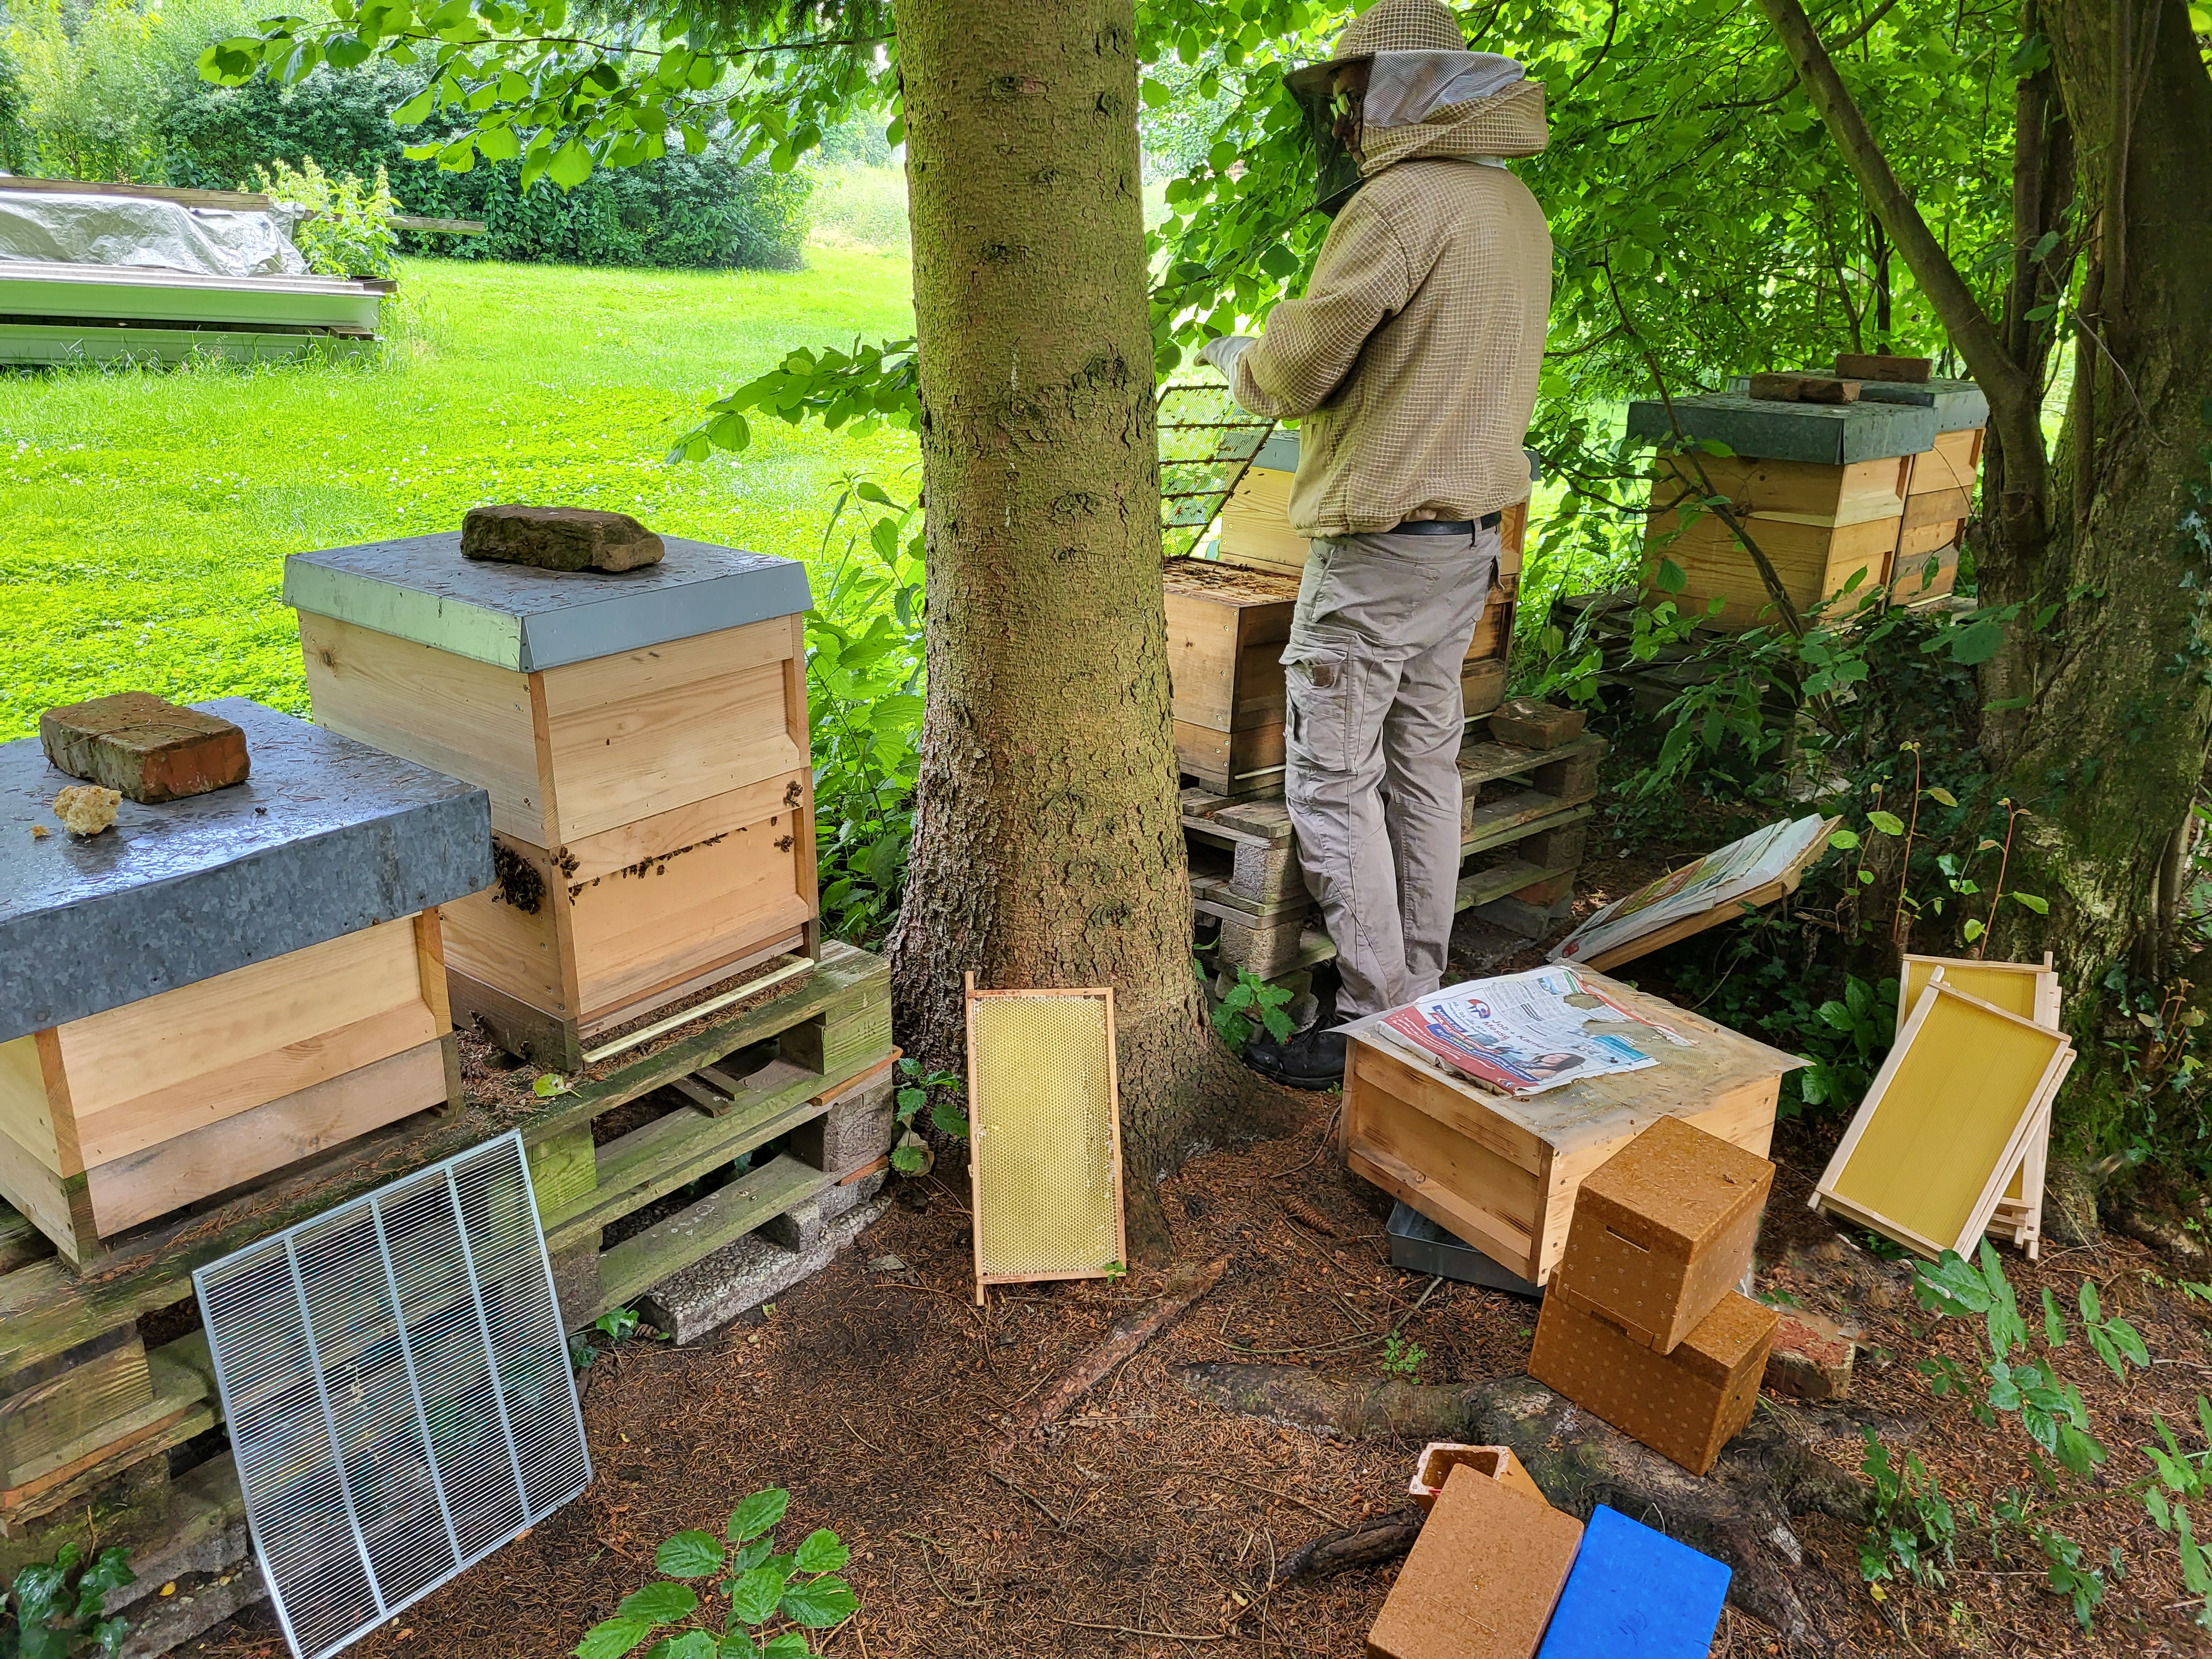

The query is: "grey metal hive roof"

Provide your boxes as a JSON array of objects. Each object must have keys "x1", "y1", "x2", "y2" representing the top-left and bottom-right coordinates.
[
  {"x1": 1723, "y1": 375, "x2": 1989, "y2": 433},
  {"x1": 284, "y1": 533, "x2": 814, "y2": 671},
  {"x1": 1627, "y1": 393, "x2": 1938, "y2": 465},
  {"x1": 0, "y1": 699, "x2": 491, "y2": 1041}
]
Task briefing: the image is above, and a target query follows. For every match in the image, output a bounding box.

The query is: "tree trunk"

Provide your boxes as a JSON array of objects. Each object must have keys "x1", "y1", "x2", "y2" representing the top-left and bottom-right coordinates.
[
  {"x1": 1761, "y1": 0, "x2": 2212, "y2": 1154},
  {"x1": 885, "y1": 0, "x2": 1287, "y2": 1254},
  {"x1": 1973, "y1": 0, "x2": 2212, "y2": 1129}
]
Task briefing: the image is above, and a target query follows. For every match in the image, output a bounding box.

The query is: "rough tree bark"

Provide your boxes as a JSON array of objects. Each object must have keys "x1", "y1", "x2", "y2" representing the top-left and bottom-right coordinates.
[
  {"x1": 1184, "y1": 1363, "x2": 1892, "y2": 1651},
  {"x1": 1758, "y1": 0, "x2": 2212, "y2": 1148},
  {"x1": 885, "y1": 0, "x2": 1287, "y2": 1252}
]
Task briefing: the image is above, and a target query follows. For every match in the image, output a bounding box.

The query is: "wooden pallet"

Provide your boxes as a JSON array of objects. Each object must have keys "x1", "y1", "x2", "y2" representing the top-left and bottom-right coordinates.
[
  {"x1": 1186, "y1": 732, "x2": 1606, "y2": 978},
  {"x1": 0, "y1": 942, "x2": 891, "y2": 1552}
]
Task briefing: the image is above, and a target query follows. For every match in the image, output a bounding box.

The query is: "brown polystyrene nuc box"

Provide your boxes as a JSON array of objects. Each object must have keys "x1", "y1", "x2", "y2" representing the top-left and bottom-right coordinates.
[
  {"x1": 1366, "y1": 1463, "x2": 1583, "y2": 1659},
  {"x1": 1553, "y1": 1114, "x2": 1774, "y2": 1353},
  {"x1": 1528, "y1": 1287, "x2": 1776, "y2": 1476}
]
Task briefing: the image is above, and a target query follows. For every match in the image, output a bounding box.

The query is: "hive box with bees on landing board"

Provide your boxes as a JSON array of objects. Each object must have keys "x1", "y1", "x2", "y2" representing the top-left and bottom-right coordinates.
[{"x1": 287, "y1": 534, "x2": 820, "y2": 1071}]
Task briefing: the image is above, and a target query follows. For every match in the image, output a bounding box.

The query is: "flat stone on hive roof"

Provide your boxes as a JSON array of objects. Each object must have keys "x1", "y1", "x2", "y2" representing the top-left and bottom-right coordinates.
[
  {"x1": 1, "y1": 700, "x2": 491, "y2": 1041},
  {"x1": 1627, "y1": 393, "x2": 1938, "y2": 465},
  {"x1": 1726, "y1": 374, "x2": 1989, "y2": 433},
  {"x1": 284, "y1": 533, "x2": 813, "y2": 671}
]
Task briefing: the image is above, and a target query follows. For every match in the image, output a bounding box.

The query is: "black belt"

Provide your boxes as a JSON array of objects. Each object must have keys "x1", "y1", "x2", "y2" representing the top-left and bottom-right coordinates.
[{"x1": 1394, "y1": 512, "x2": 1501, "y2": 534}]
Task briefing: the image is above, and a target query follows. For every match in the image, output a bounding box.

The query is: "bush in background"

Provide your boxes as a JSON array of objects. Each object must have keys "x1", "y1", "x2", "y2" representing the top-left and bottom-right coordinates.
[
  {"x1": 166, "y1": 59, "x2": 811, "y2": 269},
  {"x1": 0, "y1": 42, "x2": 33, "y2": 173},
  {"x1": 252, "y1": 155, "x2": 397, "y2": 277}
]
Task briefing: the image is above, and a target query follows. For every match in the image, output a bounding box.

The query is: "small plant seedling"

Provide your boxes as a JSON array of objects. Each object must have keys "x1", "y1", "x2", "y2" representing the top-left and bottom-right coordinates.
[
  {"x1": 1380, "y1": 1333, "x2": 1427, "y2": 1378},
  {"x1": 2, "y1": 1542, "x2": 134, "y2": 1657},
  {"x1": 572, "y1": 1487, "x2": 855, "y2": 1658},
  {"x1": 893, "y1": 1057, "x2": 966, "y2": 1173},
  {"x1": 1213, "y1": 968, "x2": 1295, "y2": 1052}
]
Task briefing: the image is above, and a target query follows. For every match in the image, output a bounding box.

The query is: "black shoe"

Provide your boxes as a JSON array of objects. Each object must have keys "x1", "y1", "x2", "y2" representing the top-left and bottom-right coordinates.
[{"x1": 1245, "y1": 1021, "x2": 1348, "y2": 1090}]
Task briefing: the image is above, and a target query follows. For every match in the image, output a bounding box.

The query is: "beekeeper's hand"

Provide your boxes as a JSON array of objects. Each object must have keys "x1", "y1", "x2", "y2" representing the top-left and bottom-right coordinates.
[{"x1": 1197, "y1": 334, "x2": 1258, "y2": 377}]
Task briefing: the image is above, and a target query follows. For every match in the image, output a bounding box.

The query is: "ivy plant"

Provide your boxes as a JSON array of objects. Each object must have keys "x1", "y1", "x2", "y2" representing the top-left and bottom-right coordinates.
[
  {"x1": 2, "y1": 1544, "x2": 133, "y2": 1658},
  {"x1": 573, "y1": 1489, "x2": 856, "y2": 1659}
]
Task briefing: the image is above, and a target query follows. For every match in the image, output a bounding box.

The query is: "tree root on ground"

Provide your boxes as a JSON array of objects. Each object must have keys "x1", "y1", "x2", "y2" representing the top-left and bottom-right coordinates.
[{"x1": 1183, "y1": 1362, "x2": 1905, "y2": 1651}]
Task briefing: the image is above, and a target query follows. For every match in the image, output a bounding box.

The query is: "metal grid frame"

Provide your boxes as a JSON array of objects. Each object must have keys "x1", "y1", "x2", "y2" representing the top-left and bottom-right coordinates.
[
  {"x1": 964, "y1": 973, "x2": 1126, "y2": 1305},
  {"x1": 1157, "y1": 380, "x2": 1276, "y2": 557},
  {"x1": 195, "y1": 1131, "x2": 591, "y2": 1659}
]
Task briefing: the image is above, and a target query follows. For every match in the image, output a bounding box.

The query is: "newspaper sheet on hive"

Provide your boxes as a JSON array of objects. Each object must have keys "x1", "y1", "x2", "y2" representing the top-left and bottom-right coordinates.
[
  {"x1": 1351, "y1": 964, "x2": 1690, "y2": 1097},
  {"x1": 1549, "y1": 813, "x2": 1830, "y2": 968}
]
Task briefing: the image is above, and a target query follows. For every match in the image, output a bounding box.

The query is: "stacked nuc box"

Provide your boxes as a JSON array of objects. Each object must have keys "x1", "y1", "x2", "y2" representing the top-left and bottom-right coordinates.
[{"x1": 1528, "y1": 1115, "x2": 1778, "y2": 1475}]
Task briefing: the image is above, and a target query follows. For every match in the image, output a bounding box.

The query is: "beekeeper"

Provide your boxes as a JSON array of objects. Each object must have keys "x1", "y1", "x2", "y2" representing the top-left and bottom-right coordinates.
[{"x1": 1199, "y1": 0, "x2": 1552, "y2": 1089}]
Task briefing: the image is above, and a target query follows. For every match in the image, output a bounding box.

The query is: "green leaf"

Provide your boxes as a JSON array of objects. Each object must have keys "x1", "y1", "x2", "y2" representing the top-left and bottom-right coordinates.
[
  {"x1": 659, "y1": 1636, "x2": 717, "y2": 1659},
  {"x1": 928, "y1": 1100, "x2": 969, "y2": 1139},
  {"x1": 728, "y1": 1489, "x2": 791, "y2": 1543},
  {"x1": 792, "y1": 1530, "x2": 849, "y2": 1573},
  {"x1": 1926, "y1": 787, "x2": 1958, "y2": 807},
  {"x1": 780, "y1": 1574, "x2": 859, "y2": 1627},
  {"x1": 1653, "y1": 557, "x2": 1687, "y2": 595},
  {"x1": 759, "y1": 1637, "x2": 811, "y2": 1658},
  {"x1": 1866, "y1": 811, "x2": 1906, "y2": 836},
  {"x1": 726, "y1": 1563, "x2": 789, "y2": 1626},
  {"x1": 1949, "y1": 617, "x2": 2005, "y2": 665},
  {"x1": 2042, "y1": 1286, "x2": 2067, "y2": 1348},
  {"x1": 2012, "y1": 892, "x2": 2049, "y2": 914},
  {"x1": 718, "y1": 1640, "x2": 764, "y2": 1659},
  {"x1": 617, "y1": 1583, "x2": 698, "y2": 1626},
  {"x1": 576, "y1": 1618, "x2": 654, "y2": 1659},
  {"x1": 656, "y1": 1531, "x2": 726, "y2": 1579},
  {"x1": 1827, "y1": 829, "x2": 1860, "y2": 850},
  {"x1": 549, "y1": 137, "x2": 593, "y2": 190},
  {"x1": 889, "y1": 1144, "x2": 928, "y2": 1173}
]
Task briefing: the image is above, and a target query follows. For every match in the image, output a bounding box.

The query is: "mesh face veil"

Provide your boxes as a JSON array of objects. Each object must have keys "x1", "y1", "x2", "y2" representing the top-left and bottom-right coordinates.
[{"x1": 1288, "y1": 60, "x2": 1372, "y2": 217}]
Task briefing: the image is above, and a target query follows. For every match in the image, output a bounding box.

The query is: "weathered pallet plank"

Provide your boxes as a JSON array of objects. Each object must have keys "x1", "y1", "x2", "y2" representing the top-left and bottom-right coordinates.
[
  {"x1": 0, "y1": 942, "x2": 888, "y2": 1380},
  {"x1": 589, "y1": 1154, "x2": 834, "y2": 1324}
]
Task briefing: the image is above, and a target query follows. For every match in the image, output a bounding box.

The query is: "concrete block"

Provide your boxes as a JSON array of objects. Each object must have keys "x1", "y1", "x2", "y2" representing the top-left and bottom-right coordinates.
[
  {"x1": 1512, "y1": 871, "x2": 1577, "y2": 906},
  {"x1": 549, "y1": 1232, "x2": 602, "y2": 1332},
  {"x1": 790, "y1": 1073, "x2": 894, "y2": 1174},
  {"x1": 2, "y1": 700, "x2": 491, "y2": 1044},
  {"x1": 759, "y1": 1196, "x2": 824, "y2": 1251},
  {"x1": 39, "y1": 694, "x2": 248, "y2": 804},
  {"x1": 1533, "y1": 747, "x2": 1604, "y2": 804},
  {"x1": 818, "y1": 1170, "x2": 885, "y2": 1223},
  {"x1": 1519, "y1": 821, "x2": 1588, "y2": 869},
  {"x1": 1472, "y1": 894, "x2": 1575, "y2": 940},
  {"x1": 1231, "y1": 838, "x2": 1301, "y2": 902},
  {"x1": 640, "y1": 1197, "x2": 889, "y2": 1344}
]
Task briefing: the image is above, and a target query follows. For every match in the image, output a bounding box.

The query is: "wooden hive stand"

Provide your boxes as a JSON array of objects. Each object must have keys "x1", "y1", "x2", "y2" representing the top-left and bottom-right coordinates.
[
  {"x1": 0, "y1": 702, "x2": 489, "y2": 1266},
  {"x1": 1627, "y1": 393, "x2": 1939, "y2": 632},
  {"x1": 0, "y1": 941, "x2": 896, "y2": 1648},
  {"x1": 1338, "y1": 970, "x2": 1802, "y2": 1287},
  {"x1": 1183, "y1": 713, "x2": 1604, "y2": 991},
  {"x1": 287, "y1": 534, "x2": 822, "y2": 1072}
]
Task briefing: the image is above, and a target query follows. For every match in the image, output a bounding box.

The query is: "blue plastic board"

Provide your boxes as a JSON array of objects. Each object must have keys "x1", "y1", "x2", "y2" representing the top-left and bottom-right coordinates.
[{"x1": 1535, "y1": 1505, "x2": 1730, "y2": 1659}]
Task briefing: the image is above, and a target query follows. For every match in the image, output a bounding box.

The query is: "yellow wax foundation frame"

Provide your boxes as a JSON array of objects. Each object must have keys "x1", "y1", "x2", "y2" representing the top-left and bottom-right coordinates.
[
  {"x1": 1895, "y1": 952, "x2": 2062, "y2": 1258},
  {"x1": 1813, "y1": 972, "x2": 2074, "y2": 1260},
  {"x1": 964, "y1": 974, "x2": 1126, "y2": 1305}
]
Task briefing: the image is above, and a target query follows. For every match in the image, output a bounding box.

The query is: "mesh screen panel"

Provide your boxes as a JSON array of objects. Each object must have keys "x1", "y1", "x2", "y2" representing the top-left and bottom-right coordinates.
[
  {"x1": 970, "y1": 993, "x2": 1120, "y2": 1281},
  {"x1": 196, "y1": 1131, "x2": 590, "y2": 1659}
]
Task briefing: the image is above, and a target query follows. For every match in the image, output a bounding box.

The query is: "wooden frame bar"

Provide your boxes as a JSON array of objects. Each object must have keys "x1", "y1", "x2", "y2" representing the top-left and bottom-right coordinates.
[{"x1": 1813, "y1": 974, "x2": 2074, "y2": 1259}]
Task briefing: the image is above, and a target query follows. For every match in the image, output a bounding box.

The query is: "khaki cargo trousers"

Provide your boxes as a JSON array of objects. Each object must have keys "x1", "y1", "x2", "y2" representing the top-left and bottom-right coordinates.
[{"x1": 1282, "y1": 525, "x2": 1498, "y2": 1019}]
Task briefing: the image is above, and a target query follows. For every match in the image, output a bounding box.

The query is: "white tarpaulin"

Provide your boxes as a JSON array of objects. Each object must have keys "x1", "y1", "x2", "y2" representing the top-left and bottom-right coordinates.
[{"x1": 0, "y1": 185, "x2": 306, "y2": 278}]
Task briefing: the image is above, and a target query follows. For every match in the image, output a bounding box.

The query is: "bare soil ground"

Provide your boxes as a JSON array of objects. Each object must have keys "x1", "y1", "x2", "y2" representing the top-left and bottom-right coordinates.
[{"x1": 175, "y1": 1063, "x2": 2212, "y2": 1659}]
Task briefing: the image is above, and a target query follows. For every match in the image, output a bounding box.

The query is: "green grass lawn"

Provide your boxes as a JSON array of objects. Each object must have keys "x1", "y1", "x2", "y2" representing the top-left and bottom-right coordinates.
[{"x1": 0, "y1": 247, "x2": 919, "y2": 738}]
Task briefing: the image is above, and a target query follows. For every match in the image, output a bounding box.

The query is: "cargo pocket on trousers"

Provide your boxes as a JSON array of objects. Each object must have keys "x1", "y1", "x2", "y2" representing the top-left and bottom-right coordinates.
[{"x1": 1284, "y1": 643, "x2": 1354, "y2": 775}]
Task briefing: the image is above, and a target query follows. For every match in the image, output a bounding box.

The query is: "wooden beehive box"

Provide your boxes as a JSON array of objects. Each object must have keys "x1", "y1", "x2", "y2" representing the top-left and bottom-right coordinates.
[
  {"x1": 1339, "y1": 971, "x2": 1802, "y2": 1286},
  {"x1": 286, "y1": 535, "x2": 818, "y2": 1071},
  {"x1": 1630, "y1": 393, "x2": 1937, "y2": 630},
  {"x1": 0, "y1": 701, "x2": 489, "y2": 1262},
  {"x1": 1846, "y1": 376, "x2": 1988, "y2": 588},
  {"x1": 1162, "y1": 559, "x2": 1298, "y2": 796},
  {"x1": 1209, "y1": 430, "x2": 1530, "y2": 722}
]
